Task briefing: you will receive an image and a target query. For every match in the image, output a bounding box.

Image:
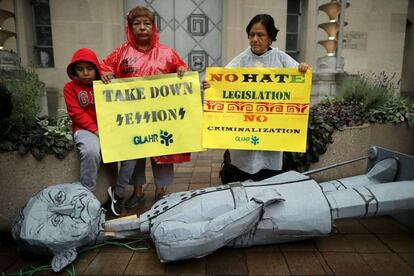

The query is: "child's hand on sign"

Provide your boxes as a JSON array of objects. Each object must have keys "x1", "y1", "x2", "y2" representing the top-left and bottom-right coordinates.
[{"x1": 101, "y1": 72, "x2": 115, "y2": 84}]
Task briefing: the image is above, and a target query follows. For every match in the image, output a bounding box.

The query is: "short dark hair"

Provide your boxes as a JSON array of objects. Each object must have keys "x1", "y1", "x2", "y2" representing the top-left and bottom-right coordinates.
[
  {"x1": 71, "y1": 61, "x2": 100, "y2": 80},
  {"x1": 246, "y1": 14, "x2": 279, "y2": 42}
]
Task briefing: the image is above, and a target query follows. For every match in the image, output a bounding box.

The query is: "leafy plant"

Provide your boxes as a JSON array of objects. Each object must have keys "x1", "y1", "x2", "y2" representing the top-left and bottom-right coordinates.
[
  {"x1": 367, "y1": 96, "x2": 414, "y2": 127},
  {"x1": 0, "y1": 115, "x2": 74, "y2": 160},
  {"x1": 283, "y1": 100, "x2": 366, "y2": 172}
]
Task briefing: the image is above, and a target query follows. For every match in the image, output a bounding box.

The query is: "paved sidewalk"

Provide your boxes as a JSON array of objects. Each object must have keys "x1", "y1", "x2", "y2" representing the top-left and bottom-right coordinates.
[{"x1": 1, "y1": 149, "x2": 414, "y2": 275}]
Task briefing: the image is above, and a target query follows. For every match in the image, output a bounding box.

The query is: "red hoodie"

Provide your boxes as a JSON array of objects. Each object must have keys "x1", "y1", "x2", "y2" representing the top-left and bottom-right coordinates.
[
  {"x1": 100, "y1": 10, "x2": 188, "y2": 78},
  {"x1": 64, "y1": 48, "x2": 101, "y2": 133}
]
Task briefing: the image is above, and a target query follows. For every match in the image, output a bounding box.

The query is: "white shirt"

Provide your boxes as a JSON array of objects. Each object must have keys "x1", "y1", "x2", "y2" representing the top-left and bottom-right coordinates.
[{"x1": 226, "y1": 47, "x2": 299, "y2": 174}]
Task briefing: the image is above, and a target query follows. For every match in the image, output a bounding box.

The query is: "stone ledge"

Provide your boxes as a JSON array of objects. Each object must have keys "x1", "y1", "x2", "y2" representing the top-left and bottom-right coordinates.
[{"x1": 0, "y1": 150, "x2": 117, "y2": 231}]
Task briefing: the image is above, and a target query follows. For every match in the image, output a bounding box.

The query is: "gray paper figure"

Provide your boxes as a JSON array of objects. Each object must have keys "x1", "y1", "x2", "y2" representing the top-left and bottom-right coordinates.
[
  {"x1": 105, "y1": 146, "x2": 414, "y2": 261},
  {"x1": 11, "y1": 183, "x2": 105, "y2": 272},
  {"x1": 11, "y1": 146, "x2": 414, "y2": 272}
]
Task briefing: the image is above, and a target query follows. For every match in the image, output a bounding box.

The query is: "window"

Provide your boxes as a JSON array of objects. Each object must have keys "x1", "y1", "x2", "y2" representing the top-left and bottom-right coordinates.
[
  {"x1": 286, "y1": 0, "x2": 301, "y2": 60},
  {"x1": 32, "y1": 0, "x2": 54, "y2": 67}
]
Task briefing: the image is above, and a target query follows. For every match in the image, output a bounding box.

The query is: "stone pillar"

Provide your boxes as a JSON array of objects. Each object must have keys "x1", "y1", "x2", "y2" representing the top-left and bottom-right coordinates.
[
  {"x1": 316, "y1": 0, "x2": 350, "y2": 72},
  {"x1": 311, "y1": 0, "x2": 350, "y2": 105},
  {"x1": 311, "y1": 71, "x2": 348, "y2": 105}
]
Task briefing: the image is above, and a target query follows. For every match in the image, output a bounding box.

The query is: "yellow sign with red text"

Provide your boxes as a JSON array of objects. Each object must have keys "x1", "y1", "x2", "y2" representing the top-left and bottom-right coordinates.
[
  {"x1": 93, "y1": 72, "x2": 203, "y2": 163},
  {"x1": 202, "y1": 67, "x2": 312, "y2": 152}
]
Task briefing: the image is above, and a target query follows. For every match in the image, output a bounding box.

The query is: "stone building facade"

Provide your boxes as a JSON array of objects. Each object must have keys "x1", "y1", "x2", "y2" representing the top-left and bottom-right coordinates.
[{"x1": 0, "y1": 0, "x2": 412, "y2": 114}]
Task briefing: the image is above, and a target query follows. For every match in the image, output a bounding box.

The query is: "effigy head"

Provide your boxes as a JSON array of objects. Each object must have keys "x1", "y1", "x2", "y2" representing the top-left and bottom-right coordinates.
[{"x1": 11, "y1": 182, "x2": 105, "y2": 272}]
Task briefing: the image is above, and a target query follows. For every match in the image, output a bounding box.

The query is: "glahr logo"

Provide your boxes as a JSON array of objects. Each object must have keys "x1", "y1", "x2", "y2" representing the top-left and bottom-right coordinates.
[
  {"x1": 235, "y1": 135, "x2": 260, "y2": 145},
  {"x1": 160, "y1": 130, "x2": 173, "y2": 146},
  {"x1": 133, "y1": 130, "x2": 174, "y2": 146}
]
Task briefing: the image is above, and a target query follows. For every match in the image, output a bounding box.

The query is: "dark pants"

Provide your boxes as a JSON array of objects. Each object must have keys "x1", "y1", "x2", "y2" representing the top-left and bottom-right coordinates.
[{"x1": 219, "y1": 150, "x2": 280, "y2": 184}]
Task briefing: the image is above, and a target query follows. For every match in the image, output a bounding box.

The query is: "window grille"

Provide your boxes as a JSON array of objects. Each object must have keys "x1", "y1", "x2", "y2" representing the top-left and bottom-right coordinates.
[
  {"x1": 286, "y1": 0, "x2": 301, "y2": 60},
  {"x1": 32, "y1": 0, "x2": 54, "y2": 67}
]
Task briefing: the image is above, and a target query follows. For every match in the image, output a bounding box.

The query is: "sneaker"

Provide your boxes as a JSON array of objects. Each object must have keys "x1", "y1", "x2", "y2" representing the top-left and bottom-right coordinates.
[
  {"x1": 125, "y1": 193, "x2": 145, "y2": 209},
  {"x1": 107, "y1": 186, "x2": 123, "y2": 216}
]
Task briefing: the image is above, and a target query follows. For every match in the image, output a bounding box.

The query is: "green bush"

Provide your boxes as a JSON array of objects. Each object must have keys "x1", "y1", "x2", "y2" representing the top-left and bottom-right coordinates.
[
  {"x1": 335, "y1": 72, "x2": 397, "y2": 111},
  {"x1": 0, "y1": 68, "x2": 42, "y2": 136},
  {"x1": 0, "y1": 68, "x2": 74, "y2": 159}
]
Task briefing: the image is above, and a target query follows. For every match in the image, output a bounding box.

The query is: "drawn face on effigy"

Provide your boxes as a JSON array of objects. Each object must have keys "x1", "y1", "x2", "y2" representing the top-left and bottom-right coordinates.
[{"x1": 12, "y1": 183, "x2": 105, "y2": 255}]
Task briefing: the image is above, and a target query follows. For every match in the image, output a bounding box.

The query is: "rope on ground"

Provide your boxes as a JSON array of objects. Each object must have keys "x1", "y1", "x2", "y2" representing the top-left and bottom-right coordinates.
[{"x1": 1, "y1": 237, "x2": 151, "y2": 276}]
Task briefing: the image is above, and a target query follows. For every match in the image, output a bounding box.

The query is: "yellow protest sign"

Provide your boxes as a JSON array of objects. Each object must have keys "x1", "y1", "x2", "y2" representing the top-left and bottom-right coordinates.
[
  {"x1": 203, "y1": 67, "x2": 312, "y2": 152},
  {"x1": 94, "y1": 72, "x2": 203, "y2": 163}
]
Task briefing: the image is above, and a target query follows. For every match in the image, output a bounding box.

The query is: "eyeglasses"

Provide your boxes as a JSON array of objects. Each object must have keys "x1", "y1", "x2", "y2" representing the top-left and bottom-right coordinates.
[{"x1": 248, "y1": 32, "x2": 268, "y2": 39}]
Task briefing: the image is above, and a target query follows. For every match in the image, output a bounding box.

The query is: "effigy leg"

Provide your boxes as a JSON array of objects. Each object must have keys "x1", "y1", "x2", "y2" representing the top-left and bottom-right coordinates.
[
  {"x1": 319, "y1": 157, "x2": 398, "y2": 192},
  {"x1": 325, "y1": 180, "x2": 414, "y2": 219}
]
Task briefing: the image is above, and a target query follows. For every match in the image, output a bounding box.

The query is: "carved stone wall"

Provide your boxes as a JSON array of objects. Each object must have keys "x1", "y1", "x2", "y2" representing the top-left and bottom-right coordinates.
[{"x1": 125, "y1": 0, "x2": 223, "y2": 76}]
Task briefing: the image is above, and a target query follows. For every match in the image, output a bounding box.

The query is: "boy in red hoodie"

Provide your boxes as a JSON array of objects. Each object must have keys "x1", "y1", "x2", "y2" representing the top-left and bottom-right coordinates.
[{"x1": 64, "y1": 48, "x2": 102, "y2": 192}]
